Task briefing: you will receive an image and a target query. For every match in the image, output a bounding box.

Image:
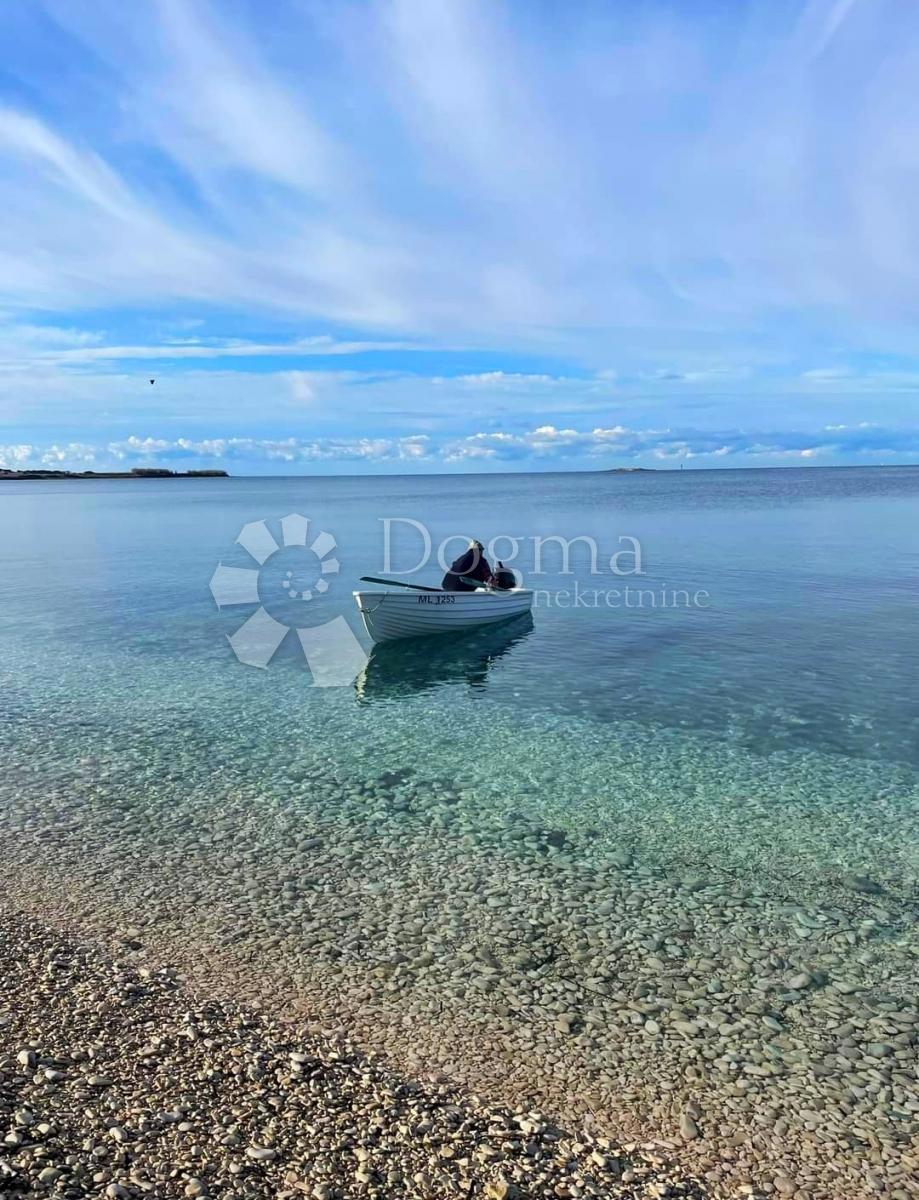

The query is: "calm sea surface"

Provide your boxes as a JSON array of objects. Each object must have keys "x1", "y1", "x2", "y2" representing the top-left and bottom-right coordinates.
[
  {"x1": 3, "y1": 467, "x2": 919, "y2": 742},
  {"x1": 2, "y1": 467, "x2": 919, "y2": 868}
]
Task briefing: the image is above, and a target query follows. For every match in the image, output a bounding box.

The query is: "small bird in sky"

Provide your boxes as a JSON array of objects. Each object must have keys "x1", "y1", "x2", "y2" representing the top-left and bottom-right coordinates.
[{"x1": 149, "y1": 378, "x2": 155, "y2": 385}]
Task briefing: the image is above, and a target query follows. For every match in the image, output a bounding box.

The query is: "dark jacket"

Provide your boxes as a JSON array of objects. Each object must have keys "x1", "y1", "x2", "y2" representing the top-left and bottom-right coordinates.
[{"x1": 442, "y1": 547, "x2": 492, "y2": 592}]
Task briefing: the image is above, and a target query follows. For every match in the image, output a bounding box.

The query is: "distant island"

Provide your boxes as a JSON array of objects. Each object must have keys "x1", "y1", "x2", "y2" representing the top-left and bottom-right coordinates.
[
  {"x1": 0, "y1": 467, "x2": 228, "y2": 480},
  {"x1": 604, "y1": 466, "x2": 656, "y2": 473}
]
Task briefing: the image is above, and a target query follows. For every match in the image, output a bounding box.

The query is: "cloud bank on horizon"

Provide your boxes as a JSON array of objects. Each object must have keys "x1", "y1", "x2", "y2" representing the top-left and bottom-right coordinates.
[{"x1": 1, "y1": 0, "x2": 918, "y2": 473}]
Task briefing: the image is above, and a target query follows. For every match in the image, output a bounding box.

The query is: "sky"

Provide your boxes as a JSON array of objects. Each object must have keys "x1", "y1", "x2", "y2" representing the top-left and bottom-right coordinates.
[{"x1": 2, "y1": 0, "x2": 919, "y2": 474}]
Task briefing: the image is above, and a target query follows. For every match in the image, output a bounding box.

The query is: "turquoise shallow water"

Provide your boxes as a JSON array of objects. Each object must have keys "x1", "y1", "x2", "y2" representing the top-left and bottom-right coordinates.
[{"x1": 1, "y1": 465, "x2": 918, "y2": 877}]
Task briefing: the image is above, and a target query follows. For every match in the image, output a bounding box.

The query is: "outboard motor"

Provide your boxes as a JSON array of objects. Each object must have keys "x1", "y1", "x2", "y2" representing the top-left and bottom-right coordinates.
[{"x1": 493, "y1": 560, "x2": 518, "y2": 590}]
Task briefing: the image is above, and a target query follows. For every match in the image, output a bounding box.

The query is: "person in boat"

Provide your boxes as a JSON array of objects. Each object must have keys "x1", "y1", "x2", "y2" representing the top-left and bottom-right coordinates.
[
  {"x1": 492, "y1": 560, "x2": 518, "y2": 590},
  {"x1": 442, "y1": 539, "x2": 493, "y2": 592}
]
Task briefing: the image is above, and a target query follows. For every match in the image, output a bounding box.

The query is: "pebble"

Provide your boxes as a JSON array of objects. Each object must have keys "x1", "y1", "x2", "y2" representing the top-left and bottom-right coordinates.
[
  {"x1": 485, "y1": 1182, "x2": 518, "y2": 1200},
  {"x1": 841, "y1": 874, "x2": 885, "y2": 895},
  {"x1": 679, "y1": 1113, "x2": 700, "y2": 1141},
  {"x1": 246, "y1": 1146, "x2": 277, "y2": 1162},
  {"x1": 865, "y1": 1042, "x2": 893, "y2": 1057},
  {"x1": 787, "y1": 972, "x2": 812, "y2": 991}
]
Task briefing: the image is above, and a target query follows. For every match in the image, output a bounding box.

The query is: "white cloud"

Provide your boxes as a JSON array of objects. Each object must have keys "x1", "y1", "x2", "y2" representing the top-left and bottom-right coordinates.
[
  {"x1": 0, "y1": 434, "x2": 437, "y2": 469},
  {"x1": 441, "y1": 372, "x2": 558, "y2": 389},
  {"x1": 284, "y1": 372, "x2": 316, "y2": 405},
  {"x1": 6, "y1": 421, "x2": 919, "y2": 473}
]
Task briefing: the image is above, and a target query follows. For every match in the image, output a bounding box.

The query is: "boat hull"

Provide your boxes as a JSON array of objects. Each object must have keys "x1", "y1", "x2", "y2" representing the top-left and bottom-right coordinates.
[{"x1": 353, "y1": 588, "x2": 534, "y2": 643}]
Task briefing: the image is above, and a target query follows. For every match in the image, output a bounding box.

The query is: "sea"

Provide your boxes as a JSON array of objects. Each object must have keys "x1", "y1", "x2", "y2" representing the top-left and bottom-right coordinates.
[{"x1": 3, "y1": 464, "x2": 918, "y2": 892}]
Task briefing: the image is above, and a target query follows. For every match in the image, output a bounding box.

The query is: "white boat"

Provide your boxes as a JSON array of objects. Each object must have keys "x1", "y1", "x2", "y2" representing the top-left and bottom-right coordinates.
[{"x1": 353, "y1": 585, "x2": 534, "y2": 643}]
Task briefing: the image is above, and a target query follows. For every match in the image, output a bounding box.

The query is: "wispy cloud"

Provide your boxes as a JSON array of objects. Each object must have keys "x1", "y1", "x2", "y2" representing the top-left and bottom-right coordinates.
[
  {"x1": 2, "y1": 0, "x2": 918, "y2": 338},
  {"x1": 0, "y1": 330, "x2": 421, "y2": 367},
  {"x1": 2, "y1": 0, "x2": 919, "y2": 461}
]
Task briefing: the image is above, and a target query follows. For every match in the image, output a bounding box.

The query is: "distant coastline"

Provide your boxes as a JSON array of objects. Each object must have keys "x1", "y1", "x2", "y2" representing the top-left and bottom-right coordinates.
[{"x1": 0, "y1": 467, "x2": 229, "y2": 481}]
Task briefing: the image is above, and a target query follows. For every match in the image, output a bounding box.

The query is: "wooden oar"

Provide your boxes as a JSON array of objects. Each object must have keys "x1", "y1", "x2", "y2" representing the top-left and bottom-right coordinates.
[{"x1": 360, "y1": 575, "x2": 442, "y2": 593}]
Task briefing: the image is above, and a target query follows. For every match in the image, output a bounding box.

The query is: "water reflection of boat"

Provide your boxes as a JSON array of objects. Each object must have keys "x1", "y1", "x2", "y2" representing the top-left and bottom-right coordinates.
[{"x1": 354, "y1": 613, "x2": 534, "y2": 702}]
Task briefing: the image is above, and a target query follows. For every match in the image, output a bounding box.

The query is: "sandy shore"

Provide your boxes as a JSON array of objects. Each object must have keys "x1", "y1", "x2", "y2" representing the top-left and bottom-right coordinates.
[{"x1": 0, "y1": 909, "x2": 710, "y2": 1200}]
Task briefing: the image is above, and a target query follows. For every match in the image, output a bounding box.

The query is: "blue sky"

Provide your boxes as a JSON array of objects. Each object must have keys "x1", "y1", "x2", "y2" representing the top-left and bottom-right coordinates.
[{"x1": 2, "y1": 0, "x2": 919, "y2": 473}]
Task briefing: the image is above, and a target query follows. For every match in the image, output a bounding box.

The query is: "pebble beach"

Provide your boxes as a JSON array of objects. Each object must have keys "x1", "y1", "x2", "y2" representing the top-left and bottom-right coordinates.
[{"x1": 1, "y1": 910, "x2": 705, "y2": 1200}]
